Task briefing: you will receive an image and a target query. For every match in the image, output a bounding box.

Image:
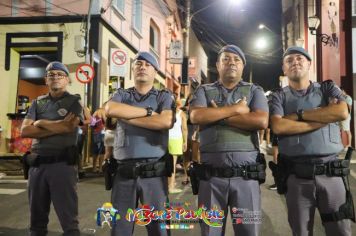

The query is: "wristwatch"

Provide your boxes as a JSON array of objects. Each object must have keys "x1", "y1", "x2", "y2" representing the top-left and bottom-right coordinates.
[
  {"x1": 145, "y1": 106, "x2": 153, "y2": 116},
  {"x1": 296, "y1": 109, "x2": 304, "y2": 121}
]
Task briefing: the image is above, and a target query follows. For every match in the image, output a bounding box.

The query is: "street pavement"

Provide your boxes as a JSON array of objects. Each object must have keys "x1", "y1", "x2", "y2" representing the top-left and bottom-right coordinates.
[{"x1": 0, "y1": 147, "x2": 356, "y2": 235}]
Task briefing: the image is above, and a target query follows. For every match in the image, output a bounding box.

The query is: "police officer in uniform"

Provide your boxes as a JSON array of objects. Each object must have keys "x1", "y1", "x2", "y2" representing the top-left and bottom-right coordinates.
[
  {"x1": 190, "y1": 45, "x2": 269, "y2": 236},
  {"x1": 104, "y1": 52, "x2": 174, "y2": 236},
  {"x1": 21, "y1": 62, "x2": 83, "y2": 236},
  {"x1": 269, "y1": 46, "x2": 352, "y2": 235}
]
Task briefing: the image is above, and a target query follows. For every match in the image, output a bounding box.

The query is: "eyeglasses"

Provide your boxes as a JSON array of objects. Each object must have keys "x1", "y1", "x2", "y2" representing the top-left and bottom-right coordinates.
[{"x1": 46, "y1": 72, "x2": 67, "y2": 80}]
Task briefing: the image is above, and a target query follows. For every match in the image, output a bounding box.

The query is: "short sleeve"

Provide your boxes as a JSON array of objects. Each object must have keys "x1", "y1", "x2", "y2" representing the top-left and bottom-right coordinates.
[
  {"x1": 321, "y1": 81, "x2": 345, "y2": 103},
  {"x1": 110, "y1": 89, "x2": 124, "y2": 103},
  {"x1": 69, "y1": 99, "x2": 84, "y2": 122},
  {"x1": 249, "y1": 85, "x2": 268, "y2": 112},
  {"x1": 25, "y1": 100, "x2": 37, "y2": 120},
  {"x1": 159, "y1": 91, "x2": 175, "y2": 111},
  {"x1": 269, "y1": 91, "x2": 285, "y2": 116},
  {"x1": 190, "y1": 86, "x2": 208, "y2": 108}
]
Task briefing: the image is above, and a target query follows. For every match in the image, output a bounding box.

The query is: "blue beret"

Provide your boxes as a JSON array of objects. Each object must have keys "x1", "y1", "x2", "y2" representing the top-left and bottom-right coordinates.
[
  {"x1": 46, "y1": 61, "x2": 69, "y2": 75},
  {"x1": 283, "y1": 46, "x2": 312, "y2": 61},
  {"x1": 218, "y1": 45, "x2": 246, "y2": 65},
  {"x1": 134, "y1": 52, "x2": 160, "y2": 71}
]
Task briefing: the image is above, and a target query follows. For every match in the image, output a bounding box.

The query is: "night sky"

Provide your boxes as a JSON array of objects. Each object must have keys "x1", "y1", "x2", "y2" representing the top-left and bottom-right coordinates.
[{"x1": 188, "y1": 0, "x2": 283, "y2": 92}]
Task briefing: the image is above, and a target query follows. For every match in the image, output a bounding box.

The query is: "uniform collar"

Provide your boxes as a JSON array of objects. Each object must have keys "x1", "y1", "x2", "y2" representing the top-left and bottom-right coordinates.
[
  {"x1": 289, "y1": 81, "x2": 313, "y2": 96},
  {"x1": 130, "y1": 86, "x2": 159, "y2": 102},
  {"x1": 48, "y1": 91, "x2": 70, "y2": 101},
  {"x1": 216, "y1": 80, "x2": 244, "y2": 91}
]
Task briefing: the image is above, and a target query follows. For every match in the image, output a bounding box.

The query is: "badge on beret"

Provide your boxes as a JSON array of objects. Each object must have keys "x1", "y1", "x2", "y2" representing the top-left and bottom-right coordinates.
[{"x1": 57, "y1": 108, "x2": 68, "y2": 116}]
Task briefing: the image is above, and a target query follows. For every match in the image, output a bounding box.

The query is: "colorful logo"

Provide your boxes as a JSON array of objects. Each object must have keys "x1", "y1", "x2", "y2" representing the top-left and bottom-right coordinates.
[
  {"x1": 125, "y1": 204, "x2": 224, "y2": 227},
  {"x1": 96, "y1": 202, "x2": 120, "y2": 229}
]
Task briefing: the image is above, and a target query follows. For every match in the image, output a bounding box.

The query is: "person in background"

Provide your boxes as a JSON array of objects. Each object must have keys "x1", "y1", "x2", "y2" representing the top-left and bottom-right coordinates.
[
  {"x1": 103, "y1": 116, "x2": 116, "y2": 162},
  {"x1": 90, "y1": 116, "x2": 105, "y2": 173},
  {"x1": 168, "y1": 102, "x2": 188, "y2": 193},
  {"x1": 339, "y1": 89, "x2": 353, "y2": 150},
  {"x1": 77, "y1": 103, "x2": 91, "y2": 178}
]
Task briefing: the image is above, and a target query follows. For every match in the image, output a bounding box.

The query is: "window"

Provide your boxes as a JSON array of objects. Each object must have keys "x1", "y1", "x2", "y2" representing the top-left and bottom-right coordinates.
[
  {"x1": 149, "y1": 20, "x2": 160, "y2": 54},
  {"x1": 353, "y1": 0, "x2": 356, "y2": 16},
  {"x1": 132, "y1": 0, "x2": 142, "y2": 33},
  {"x1": 114, "y1": 0, "x2": 125, "y2": 14}
]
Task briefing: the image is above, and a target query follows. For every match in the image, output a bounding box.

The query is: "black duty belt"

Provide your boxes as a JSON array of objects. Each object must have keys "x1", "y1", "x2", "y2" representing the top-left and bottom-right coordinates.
[
  {"x1": 211, "y1": 167, "x2": 247, "y2": 178},
  {"x1": 37, "y1": 154, "x2": 67, "y2": 164},
  {"x1": 288, "y1": 160, "x2": 350, "y2": 179},
  {"x1": 117, "y1": 160, "x2": 167, "y2": 179},
  {"x1": 195, "y1": 163, "x2": 266, "y2": 181}
]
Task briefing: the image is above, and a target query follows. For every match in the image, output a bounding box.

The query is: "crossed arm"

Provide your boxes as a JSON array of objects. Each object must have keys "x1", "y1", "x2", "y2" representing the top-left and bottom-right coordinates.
[
  {"x1": 271, "y1": 101, "x2": 348, "y2": 135},
  {"x1": 190, "y1": 99, "x2": 268, "y2": 131},
  {"x1": 21, "y1": 113, "x2": 80, "y2": 138},
  {"x1": 105, "y1": 101, "x2": 173, "y2": 130}
]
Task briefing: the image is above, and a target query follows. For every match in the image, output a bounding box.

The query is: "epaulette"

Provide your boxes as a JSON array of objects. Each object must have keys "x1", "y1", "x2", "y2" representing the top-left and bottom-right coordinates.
[
  {"x1": 321, "y1": 79, "x2": 335, "y2": 86},
  {"x1": 37, "y1": 94, "x2": 49, "y2": 100},
  {"x1": 159, "y1": 88, "x2": 172, "y2": 95},
  {"x1": 252, "y1": 83, "x2": 263, "y2": 90}
]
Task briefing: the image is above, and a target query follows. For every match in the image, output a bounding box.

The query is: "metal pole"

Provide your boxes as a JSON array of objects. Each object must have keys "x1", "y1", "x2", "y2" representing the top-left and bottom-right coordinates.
[
  {"x1": 184, "y1": 0, "x2": 190, "y2": 58},
  {"x1": 183, "y1": 0, "x2": 191, "y2": 94},
  {"x1": 84, "y1": 0, "x2": 93, "y2": 108}
]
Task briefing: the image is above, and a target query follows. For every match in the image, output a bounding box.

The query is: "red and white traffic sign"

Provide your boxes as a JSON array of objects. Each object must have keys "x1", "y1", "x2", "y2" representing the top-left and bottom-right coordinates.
[
  {"x1": 110, "y1": 48, "x2": 128, "y2": 77},
  {"x1": 75, "y1": 64, "x2": 95, "y2": 84},
  {"x1": 112, "y1": 49, "x2": 127, "y2": 65}
]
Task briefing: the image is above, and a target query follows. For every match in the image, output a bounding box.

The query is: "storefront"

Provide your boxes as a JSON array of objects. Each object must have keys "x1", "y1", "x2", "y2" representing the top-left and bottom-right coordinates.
[{"x1": 0, "y1": 16, "x2": 167, "y2": 155}]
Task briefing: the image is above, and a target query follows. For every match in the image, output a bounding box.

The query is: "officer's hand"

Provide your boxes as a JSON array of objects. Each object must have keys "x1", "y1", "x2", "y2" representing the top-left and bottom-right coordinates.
[
  {"x1": 63, "y1": 112, "x2": 76, "y2": 122},
  {"x1": 232, "y1": 97, "x2": 250, "y2": 114},
  {"x1": 33, "y1": 120, "x2": 42, "y2": 127},
  {"x1": 328, "y1": 97, "x2": 338, "y2": 105},
  {"x1": 93, "y1": 108, "x2": 106, "y2": 121},
  {"x1": 210, "y1": 100, "x2": 218, "y2": 108}
]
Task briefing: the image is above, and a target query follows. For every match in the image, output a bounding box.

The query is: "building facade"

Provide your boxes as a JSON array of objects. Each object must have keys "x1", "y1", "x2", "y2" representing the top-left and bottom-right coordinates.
[
  {"x1": 0, "y1": 0, "x2": 186, "y2": 153},
  {"x1": 281, "y1": 0, "x2": 353, "y2": 144}
]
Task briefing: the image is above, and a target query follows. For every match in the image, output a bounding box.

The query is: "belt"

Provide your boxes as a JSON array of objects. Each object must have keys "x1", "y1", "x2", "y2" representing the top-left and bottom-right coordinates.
[
  {"x1": 37, "y1": 154, "x2": 67, "y2": 164},
  {"x1": 117, "y1": 160, "x2": 167, "y2": 179},
  {"x1": 210, "y1": 167, "x2": 247, "y2": 178},
  {"x1": 291, "y1": 164, "x2": 327, "y2": 175}
]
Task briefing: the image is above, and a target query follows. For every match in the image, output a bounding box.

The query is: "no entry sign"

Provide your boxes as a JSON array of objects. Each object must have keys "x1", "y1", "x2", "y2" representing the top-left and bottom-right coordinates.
[{"x1": 76, "y1": 64, "x2": 95, "y2": 84}]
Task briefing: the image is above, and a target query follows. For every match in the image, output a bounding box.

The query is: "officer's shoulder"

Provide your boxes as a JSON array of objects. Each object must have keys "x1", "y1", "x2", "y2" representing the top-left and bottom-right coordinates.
[
  {"x1": 319, "y1": 79, "x2": 336, "y2": 89},
  {"x1": 158, "y1": 88, "x2": 173, "y2": 95},
  {"x1": 157, "y1": 88, "x2": 174, "y2": 101},
  {"x1": 243, "y1": 82, "x2": 263, "y2": 92},
  {"x1": 270, "y1": 87, "x2": 286, "y2": 97},
  {"x1": 251, "y1": 82, "x2": 264, "y2": 91},
  {"x1": 69, "y1": 93, "x2": 81, "y2": 101},
  {"x1": 36, "y1": 94, "x2": 50, "y2": 102},
  {"x1": 37, "y1": 94, "x2": 49, "y2": 100},
  {"x1": 114, "y1": 87, "x2": 129, "y2": 95},
  {"x1": 198, "y1": 82, "x2": 217, "y2": 91}
]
